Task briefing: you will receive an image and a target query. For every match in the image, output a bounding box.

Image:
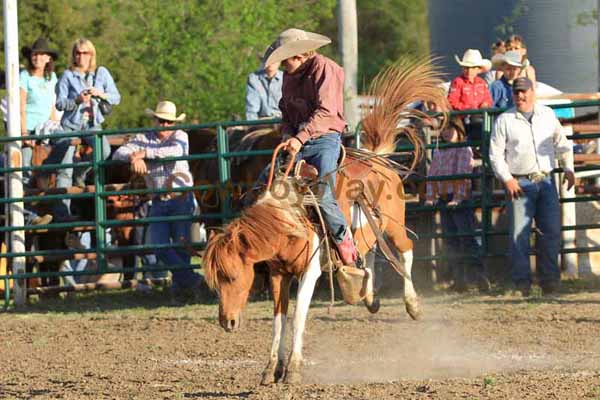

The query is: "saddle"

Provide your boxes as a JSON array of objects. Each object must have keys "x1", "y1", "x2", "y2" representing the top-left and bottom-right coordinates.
[
  {"x1": 284, "y1": 154, "x2": 377, "y2": 306},
  {"x1": 287, "y1": 149, "x2": 377, "y2": 226},
  {"x1": 293, "y1": 152, "x2": 373, "y2": 183}
]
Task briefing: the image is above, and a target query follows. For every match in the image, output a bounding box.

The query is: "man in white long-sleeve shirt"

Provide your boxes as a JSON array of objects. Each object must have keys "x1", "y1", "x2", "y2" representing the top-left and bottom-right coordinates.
[
  {"x1": 489, "y1": 77, "x2": 575, "y2": 297},
  {"x1": 112, "y1": 101, "x2": 202, "y2": 296}
]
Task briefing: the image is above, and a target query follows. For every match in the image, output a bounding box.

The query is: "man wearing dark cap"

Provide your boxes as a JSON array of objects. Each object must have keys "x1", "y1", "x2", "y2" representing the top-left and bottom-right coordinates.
[{"x1": 489, "y1": 77, "x2": 575, "y2": 297}]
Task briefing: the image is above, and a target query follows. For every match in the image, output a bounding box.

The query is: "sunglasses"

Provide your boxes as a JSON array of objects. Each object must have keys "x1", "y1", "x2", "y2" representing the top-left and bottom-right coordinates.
[
  {"x1": 75, "y1": 50, "x2": 91, "y2": 56},
  {"x1": 155, "y1": 117, "x2": 174, "y2": 125}
]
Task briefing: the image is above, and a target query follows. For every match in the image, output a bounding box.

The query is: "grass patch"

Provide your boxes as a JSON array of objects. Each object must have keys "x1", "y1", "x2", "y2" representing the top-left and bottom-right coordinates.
[{"x1": 483, "y1": 376, "x2": 496, "y2": 387}]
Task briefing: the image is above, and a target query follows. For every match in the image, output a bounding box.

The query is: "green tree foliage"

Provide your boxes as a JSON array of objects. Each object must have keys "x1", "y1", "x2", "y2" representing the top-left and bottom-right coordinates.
[
  {"x1": 3, "y1": 0, "x2": 428, "y2": 128},
  {"x1": 355, "y1": 0, "x2": 429, "y2": 88}
]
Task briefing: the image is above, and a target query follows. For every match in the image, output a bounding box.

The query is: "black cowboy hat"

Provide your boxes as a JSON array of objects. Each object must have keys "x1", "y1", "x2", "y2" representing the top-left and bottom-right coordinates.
[{"x1": 21, "y1": 37, "x2": 59, "y2": 59}]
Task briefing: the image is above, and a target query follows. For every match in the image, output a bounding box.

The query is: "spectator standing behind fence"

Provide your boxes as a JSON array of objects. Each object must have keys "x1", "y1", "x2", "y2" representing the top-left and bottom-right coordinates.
[
  {"x1": 489, "y1": 77, "x2": 575, "y2": 297},
  {"x1": 425, "y1": 118, "x2": 490, "y2": 292},
  {"x1": 48, "y1": 38, "x2": 120, "y2": 220},
  {"x1": 505, "y1": 35, "x2": 536, "y2": 87},
  {"x1": 490, "y1": 50, "x2": 523, "y2": 109},
  {"x1": 448, "y1": 49, "x2": 493, "y2": 142},
  {"x1": 112, "y1": 101, "x2": 205, "y2": 300},
  {"x1": 19, "y1": 38, "x2": 59, "y2": 188},
  {"x1": 245, "y1": 45, "x2": 283, "y2": 121},
  {"x1": 483, "y1": 40, "x2": 506, "y2": 85}
]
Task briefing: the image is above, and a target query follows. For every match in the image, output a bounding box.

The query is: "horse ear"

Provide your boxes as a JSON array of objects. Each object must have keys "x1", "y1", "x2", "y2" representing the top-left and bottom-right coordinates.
[{"x1": 208, "y1": 230, "x2": 215, "y2": 241}]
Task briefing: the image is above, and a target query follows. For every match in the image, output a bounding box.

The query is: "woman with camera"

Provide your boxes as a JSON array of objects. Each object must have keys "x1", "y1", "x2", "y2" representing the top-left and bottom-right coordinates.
[{"x1": 48, "y1": 38, "x2": 120, "y2": 219}]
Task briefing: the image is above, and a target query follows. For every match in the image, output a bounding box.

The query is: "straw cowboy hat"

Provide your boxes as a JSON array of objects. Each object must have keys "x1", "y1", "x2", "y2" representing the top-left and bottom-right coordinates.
[
  {"x1": 21, "y1": 37, "x2": 59, "y2": 59},
  {"x1": 263, "y1": 28, "x2": 331, "y2": 68},
  {"x1": 454, "y1": 49, "x2": 491, "y2": 70},
  {"x1": 492, "y1": 50, "x2": 524, "y2": 68},
  {"x1": 145, "y1": 101, "x2": 186, "y2": 122}
]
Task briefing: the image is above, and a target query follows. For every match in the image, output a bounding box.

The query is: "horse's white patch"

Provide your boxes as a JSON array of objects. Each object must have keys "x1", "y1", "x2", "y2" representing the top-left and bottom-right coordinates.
[
  {"x1": 270, "y1": 313, "x2": 287, "y2": 360},
  {"x1": 291, "y1": 232, "x2": 322, "y2": 358},
  {"x1": 350, "y1": 203, "x2": 369, "y2": 230},
  {"x1": 402, "y1": 249, "x2": 417, "y2": 302}
]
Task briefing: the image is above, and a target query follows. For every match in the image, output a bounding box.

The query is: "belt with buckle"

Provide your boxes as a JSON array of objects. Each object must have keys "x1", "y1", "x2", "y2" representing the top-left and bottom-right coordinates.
[{"x1": 512, "y1": 171, "x2": 549, "y2": 183}]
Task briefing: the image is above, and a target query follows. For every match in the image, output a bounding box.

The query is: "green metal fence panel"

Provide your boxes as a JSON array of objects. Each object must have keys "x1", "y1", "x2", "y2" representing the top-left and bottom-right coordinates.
[{"x1": 0, "y1": 102, "x2": 598, "y2": 307}]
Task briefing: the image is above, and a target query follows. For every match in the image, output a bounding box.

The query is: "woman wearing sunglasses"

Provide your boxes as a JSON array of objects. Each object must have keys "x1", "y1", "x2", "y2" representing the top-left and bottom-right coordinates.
[{"x1": 49, "y1": 38, "x2": 121, "y2": 219}]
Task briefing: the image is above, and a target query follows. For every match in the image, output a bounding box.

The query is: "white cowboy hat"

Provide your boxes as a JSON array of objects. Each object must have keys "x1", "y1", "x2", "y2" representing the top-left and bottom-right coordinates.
[
  {"x1": 454, "y1": 49, "x2": 492, "y2": 70},
  {"x1": 263, "y1": 28, "x2": 331, "y2": 68},
  {"x1": 145, "y1": 101, "x2": 186, "y2": 122},
  {"x1": 492, "y1": 50, "x2": 523, "y2": 68}
]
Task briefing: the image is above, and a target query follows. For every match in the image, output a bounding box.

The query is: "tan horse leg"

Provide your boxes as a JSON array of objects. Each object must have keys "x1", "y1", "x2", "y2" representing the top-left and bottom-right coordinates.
[
  {"x1": 261, "y1": 272, "x2": 291, "y2": 385},
  {"x1": 385, "y1": 222, "x2": 422, "y2": 320}
]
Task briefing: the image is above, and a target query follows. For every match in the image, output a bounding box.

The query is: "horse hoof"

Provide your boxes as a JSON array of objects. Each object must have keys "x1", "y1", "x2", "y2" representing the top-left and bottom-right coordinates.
[
  {"x1": 260, "y1": 372, "x2": 275, "y2": 386},
  {"x1": 365, "y1": 297, "x2": 380, "y2": 314},
  {"x1": 274, "y1": 364, "x2": 286, "y2": 383},
  {"x1": 283, "y1": 369, "x2": 302, "y2": 384},
  {"x1": 405, "y1": 299, "x2": 422, "y2": 320},
  {"x1": 260, "y1": 360, "x2": 283, "y2": 385}
]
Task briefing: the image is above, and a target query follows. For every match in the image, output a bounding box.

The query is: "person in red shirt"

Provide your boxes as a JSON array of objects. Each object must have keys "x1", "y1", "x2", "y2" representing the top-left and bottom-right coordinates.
[
  {"x1": 263, "y1": 28, "x2": 357, "y2": 266},
  {"x1": 448, "y1": 49, "x2": 493, "y2": 141}
]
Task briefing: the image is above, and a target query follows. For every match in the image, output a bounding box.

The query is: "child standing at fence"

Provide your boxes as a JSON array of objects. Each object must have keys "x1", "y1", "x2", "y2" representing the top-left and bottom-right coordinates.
[
  {"x1": 425, "y1": 118, "x2": 490, "y2": 292},
  {"x1": 448, "y1": 49, "x2": 493, "y2": 142}
]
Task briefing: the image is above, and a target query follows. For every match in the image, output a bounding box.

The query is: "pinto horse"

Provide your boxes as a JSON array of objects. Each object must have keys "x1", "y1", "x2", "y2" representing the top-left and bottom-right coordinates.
[{"x1": 203, "y1": 59, "x2": 448, "y2": 384}]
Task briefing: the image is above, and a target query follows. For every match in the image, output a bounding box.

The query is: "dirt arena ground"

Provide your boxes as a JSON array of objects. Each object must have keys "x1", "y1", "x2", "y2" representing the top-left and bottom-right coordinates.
[{"x1": 2, "y1": 283, "x2": 600, "y2": 399}]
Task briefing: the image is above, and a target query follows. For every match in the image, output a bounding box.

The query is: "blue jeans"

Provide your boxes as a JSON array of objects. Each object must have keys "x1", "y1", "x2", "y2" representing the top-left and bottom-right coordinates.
[
  {"x1": 507, "y1": 177, "x2": 561, "y2": 287},
  {"x1": 298, "y1": 133, "x2": 347, "y2": 242},
  {"x1": 149, "y1": 193, "x2": 201, "y2": 289},
  {"x1": 439, "y1": 197, "x2": 486, "y2": 285},
  {"x1": 21, "y1": 138, "x2": 33, "y2": 187},
  {"x1": 134, "y1": 200, "x2": 165, "y2": 279},
  {"x1": 254, "y1": 133, "x2": 347, "y2": 242},
  {"x1": 44, "y1": 126, "x2": 110, "y2": 218}
]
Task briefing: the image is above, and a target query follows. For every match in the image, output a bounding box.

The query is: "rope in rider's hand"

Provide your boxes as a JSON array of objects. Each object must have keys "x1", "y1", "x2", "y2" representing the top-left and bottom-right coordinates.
[{"x1": 266, "y1": 142, "x2": 296, "y2": 192}]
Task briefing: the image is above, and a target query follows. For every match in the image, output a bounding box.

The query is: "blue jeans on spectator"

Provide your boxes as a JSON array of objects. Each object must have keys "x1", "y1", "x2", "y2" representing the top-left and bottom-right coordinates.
[
  {"x1": 439, "y1": 196, "x2": 487, "y2": 286},
  {"x1": 134, "y1": 200, "x2": 166, "y2": 279},
  {"x1": 149, "y1": 192, "x2": 201, "y2": 289},
  {"x1": 44, "y1": 125, "x2": 110, "y2": 219},
  {"x1": 21, "y1": 141, "x2": 33, "y2": 187},
  {"x1": 60, "y1": 229, "x2": 113, "y2": 284},
  {"x1": 507, "y1": 177, "x2": 561, "y2": 288},
  {"x1": 253, "y1": 133, "x2": 347, "y2": 242}
]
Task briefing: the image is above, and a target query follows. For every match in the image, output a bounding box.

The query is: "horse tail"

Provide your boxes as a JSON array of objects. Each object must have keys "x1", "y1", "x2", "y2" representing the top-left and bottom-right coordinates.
[{"x1": 360, "y1": 57, "x2": 448, "y2": 172}]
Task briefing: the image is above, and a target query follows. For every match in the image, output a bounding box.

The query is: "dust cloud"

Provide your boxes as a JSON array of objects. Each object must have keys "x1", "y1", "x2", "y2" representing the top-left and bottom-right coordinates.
[{"x1": 303, "y1": 307, "x2": 553, "y2": 384}]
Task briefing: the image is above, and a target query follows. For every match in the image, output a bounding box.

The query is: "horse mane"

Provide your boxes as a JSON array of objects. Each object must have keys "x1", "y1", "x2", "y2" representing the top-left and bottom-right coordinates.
[
  {"x1": 360, "y1": 57, "x2": 448, "y2": 171},
  {"x1": 204, "y1": 189, "x2": 310, "y2": 290}
]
